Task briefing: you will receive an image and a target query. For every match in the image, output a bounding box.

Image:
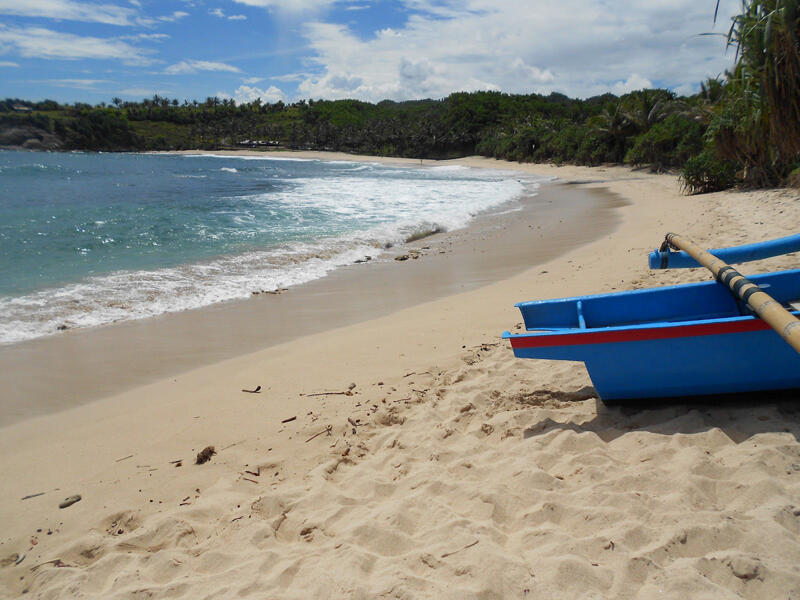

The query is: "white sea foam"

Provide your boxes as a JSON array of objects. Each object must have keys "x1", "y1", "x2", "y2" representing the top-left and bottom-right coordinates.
[
  {"x1": 220, "y1": 167, "x2": 238, "y2": 173},
  {"x1": 186, "y1": 154, "x2": 317, "y2": 162},
  {"x1": 0, "y1": 160, "x2": 542, "y2": 345}
]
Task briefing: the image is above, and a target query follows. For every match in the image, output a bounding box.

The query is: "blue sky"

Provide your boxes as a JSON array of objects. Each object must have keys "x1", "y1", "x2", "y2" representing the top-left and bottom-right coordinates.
[{"x1": 0, "y1": 0, "x2": 740, "y2": 105}]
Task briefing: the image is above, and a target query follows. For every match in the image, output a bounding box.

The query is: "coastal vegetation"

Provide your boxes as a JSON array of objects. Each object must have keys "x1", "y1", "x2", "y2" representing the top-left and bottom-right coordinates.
[
  {"x1": 0, "y1": 90, "x2": 709, "y2": 169},
  {"x1": 1, "y1": 1, "x2": 797, "y2": 193}
]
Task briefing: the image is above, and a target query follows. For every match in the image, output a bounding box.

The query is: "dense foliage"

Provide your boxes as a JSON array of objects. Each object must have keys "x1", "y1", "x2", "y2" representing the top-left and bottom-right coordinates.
[
  {"x1": 0, "y1": 90, "x2": 708, "y2": 167},
  {"x1": 682, "y1": 0, "x2": 800, "y2": 192}
]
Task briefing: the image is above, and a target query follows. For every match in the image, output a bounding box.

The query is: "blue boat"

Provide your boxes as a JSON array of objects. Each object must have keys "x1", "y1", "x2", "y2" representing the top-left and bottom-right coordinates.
[{"x1": 502, "y1": 237, "x2": 800, "y2": 401}]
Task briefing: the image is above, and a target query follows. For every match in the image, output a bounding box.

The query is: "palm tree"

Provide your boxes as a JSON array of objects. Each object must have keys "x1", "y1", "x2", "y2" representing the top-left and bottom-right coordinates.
[
  {"x1": 592, "y1": 100, "x2": 634, "y2": 162},
  {"x1": 699, "y1": 77, "x2": 725, "y2": 103},
  {"x1": 625, "y1": 89, "x2": 676, "y2": 133},
  {"x1": 713, "y1": 0, "x2": 800, "y2": 183}
]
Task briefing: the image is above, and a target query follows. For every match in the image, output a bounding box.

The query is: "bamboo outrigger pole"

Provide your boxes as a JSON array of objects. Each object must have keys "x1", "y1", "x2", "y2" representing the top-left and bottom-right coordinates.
[{"x1": 661, "y1": 232, "x2": 800, "y2": 355}]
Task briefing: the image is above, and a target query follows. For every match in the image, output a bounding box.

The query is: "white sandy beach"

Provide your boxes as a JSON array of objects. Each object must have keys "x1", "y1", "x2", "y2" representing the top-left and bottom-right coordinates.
[{"x1": 1, "y1": 155, "x2": 799, "y2": 598}]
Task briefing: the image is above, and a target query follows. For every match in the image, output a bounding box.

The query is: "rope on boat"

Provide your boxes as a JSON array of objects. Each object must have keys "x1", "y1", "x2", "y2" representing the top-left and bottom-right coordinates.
[{"x1": 662, "y1": 232, "x2": 800, "y2": 355}]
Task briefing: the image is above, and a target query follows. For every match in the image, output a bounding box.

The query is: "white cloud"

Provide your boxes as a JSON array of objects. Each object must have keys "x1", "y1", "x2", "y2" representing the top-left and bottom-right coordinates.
[
  {"x1": 221, "y1": 84, "x2": 287, "y2": 104},
  {"x1": 43, "y1": 78, "x2": 109, "y2": 88},
  {"x1": 0, "y1": 0, "x2": 137, "y2": 26},
  {"x1": 0, "y1": 0, "x2": 188, "y2": 27},
  {"x1": 271, "y1": 73, "x2": 307, "y2": 82},
  {"x1": 121, "y1": 32, "x2": 170, "y2": 41},
  {"x1": 242, "y1": 76, "x2": 264, "y2": 84},
  {"x1": 0, "y1": 26, "x2": 152, "y2": 64},
  {"x1": 159, "y1": 10, "x2": 189, "y2": 21},
  {"x1": 119, "y1": 87, "x2": 174, "y2": 96},
  {"x1": 232, "y1": 0, "x2": 351, "y2": 13},
  {"x1": 0, "y1": 60, "x2": 19, "y2": 67},
  {"x1": 292, "y1": 0, "x2": 740, "y2": 101},
  {"x1": 164, "y1": 59, "x2": 241, "y2": 74},
  {"x1": 611, "y1": 74, "x2": 653, "y2": 95},
  {"x1": 209, "y1": 7, "x2": 247, "y2": 20}
]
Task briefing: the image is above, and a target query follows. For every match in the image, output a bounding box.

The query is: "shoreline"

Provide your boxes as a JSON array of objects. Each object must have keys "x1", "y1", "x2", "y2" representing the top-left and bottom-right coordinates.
[
  {"x1": 0, "y1": 154, "x2": 623, "y2": 427},
  {"x1": 2, "y1": 155, "x2": 799, "y2": 598}
]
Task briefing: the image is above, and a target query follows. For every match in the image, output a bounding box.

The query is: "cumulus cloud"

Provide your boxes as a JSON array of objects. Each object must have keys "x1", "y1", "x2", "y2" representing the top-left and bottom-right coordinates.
[
  {"x1": 220, "y1": 84, "x2": 288, "y2": 104},
  {"x1": 164, "y1": 59, "x2": 241, "y2": 74},
  {"x1": 0, "y1": 26, "x2": 152, "y2": 64},
  {"x1": 293, "y1": 0, "x2": 739, "y2": 101},
  {"x1": 611, "y1": 74, "x2": 653, "y2": 95}
]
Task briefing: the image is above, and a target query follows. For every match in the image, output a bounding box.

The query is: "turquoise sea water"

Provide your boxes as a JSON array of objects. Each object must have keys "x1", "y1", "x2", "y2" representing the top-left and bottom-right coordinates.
[{"x1": 0, "y1": 151, "x2": 538, "y2": 344}]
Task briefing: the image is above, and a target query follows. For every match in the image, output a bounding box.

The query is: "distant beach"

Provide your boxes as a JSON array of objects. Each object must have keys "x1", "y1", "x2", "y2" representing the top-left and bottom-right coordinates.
[{"x1": 1, "y1": 154, "x2": 799, "y2": 598}]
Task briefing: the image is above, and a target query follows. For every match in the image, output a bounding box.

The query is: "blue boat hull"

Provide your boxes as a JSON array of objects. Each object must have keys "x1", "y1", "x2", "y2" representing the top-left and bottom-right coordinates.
[{"x1": 503, "y1": 269, "x2": 800, "y2": 401}]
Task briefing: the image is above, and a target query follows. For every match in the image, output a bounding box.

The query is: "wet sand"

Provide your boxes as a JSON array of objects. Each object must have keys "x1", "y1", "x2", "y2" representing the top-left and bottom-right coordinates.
[{"x1": 0, "y1": 179, "x2": 623, "y2": 427}]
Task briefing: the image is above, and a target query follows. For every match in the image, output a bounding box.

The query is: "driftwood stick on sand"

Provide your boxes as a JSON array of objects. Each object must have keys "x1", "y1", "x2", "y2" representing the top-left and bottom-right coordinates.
[
  {"x1": 441, "y1": 539, "x2": 479, "y2": 558},
  {"x1": 281, "y1": 416, "x2": 297, "y2": 424},
  {"x1": 22, "y1": 492, "x2": 45, "y2": 501},
  {"x1": 241, "y1": 385, "x2": 261, "y2": 393},
  {"x1": 305, "y1": 425, "x2": 333, "y2": 443},
  {"x1": 115, "y1": 455, "x2": 134, "y2": 463},
  {"x1": 306, "y1": 391, "x2": 353, "y2": 397}
]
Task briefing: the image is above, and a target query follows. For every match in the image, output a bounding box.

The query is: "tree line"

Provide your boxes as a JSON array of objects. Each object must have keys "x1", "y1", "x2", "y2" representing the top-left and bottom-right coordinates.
[{"x1": 1, "y1": 0, "x2": 798, "y2": 193}]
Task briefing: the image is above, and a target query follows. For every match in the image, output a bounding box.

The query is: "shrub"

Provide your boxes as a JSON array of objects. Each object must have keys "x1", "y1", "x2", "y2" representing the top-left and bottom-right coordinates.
[
  {"x1": 680, "y1": 150, "x2": 738, "y2": 194},
  {"x1": 625, "y1": 114, "x2": 704, "y2": 170},
  {"x1": 787, "y1": 166, "x2": 800, "y2": 189}
]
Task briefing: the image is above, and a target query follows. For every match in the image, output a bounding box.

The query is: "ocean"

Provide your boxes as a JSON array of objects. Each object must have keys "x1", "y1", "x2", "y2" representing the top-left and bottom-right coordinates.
[{"x1": 0, "y1": 151, "x2": 540, "y2": 344}]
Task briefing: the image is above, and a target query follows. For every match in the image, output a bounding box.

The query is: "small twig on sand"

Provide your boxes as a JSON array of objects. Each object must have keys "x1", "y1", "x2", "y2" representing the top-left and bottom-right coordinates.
[
  {"x1": 231, "y1": 516, "x2": 243, "y2": 522},
  {"x1": 281, "y1": 416, "x2": 297, "y2": 424},
  {"x1": 31, "y1": 559, "x2": 72, "y2": 571},
  {"x1": 441, "y1": 540, "x2": 479, "y2": 559},
  {"x1": 115, "y1": 455, "x2": 134, "y2": 463},
  {"x1": 220, "y1": 440, "x2": 245, "y2": 451},
  {"x1": 21, "y1": 492, "x2": 45, "y2": 501},
  {"x1": 306, "y1": 391, "x2": 352, "y2": 397},
  {"x1": 169, "y1": 459, "x2": 183, "y2": 464},
  {"x1": 347, "y1": 417, "x2": 360, "y2": 427},
  {"x1": 305, "y1": 425, "x2": 333, "y2": 443},
  {"x1": 241, "y1": 386, "x2": 261, "y2": 393},
  {"x1": 242, "y1": 477, "x2": 258, "y2": 484},
  {"x1": 403, "y1": 372, "x2": 416, "y2": 378},
  {"x1": 245, "y1": 467, "x2": 260, "y2": 477}
]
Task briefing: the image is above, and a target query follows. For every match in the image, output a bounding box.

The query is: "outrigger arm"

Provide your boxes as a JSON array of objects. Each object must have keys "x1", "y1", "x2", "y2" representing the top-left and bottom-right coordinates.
[{"x1": 657, "y1": 232, "x2": 800, "y2": 355}]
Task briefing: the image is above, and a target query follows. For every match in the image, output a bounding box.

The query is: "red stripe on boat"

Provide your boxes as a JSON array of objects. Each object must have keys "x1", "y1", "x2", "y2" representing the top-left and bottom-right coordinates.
[{"x1": 509, "y1": 318, "x2": 772, "y2": 348}]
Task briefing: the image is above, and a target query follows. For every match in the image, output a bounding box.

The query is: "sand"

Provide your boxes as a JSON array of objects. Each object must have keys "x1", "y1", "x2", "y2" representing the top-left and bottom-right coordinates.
[{"x1": 1, "y1": 155, "x2": 799, "y2": 599}]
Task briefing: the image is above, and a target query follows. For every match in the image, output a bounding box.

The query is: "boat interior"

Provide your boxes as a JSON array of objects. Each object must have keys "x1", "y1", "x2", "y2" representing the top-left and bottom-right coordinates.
[{"x1": 515, "y1": 269, "x2": 800, "y2": 332}]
